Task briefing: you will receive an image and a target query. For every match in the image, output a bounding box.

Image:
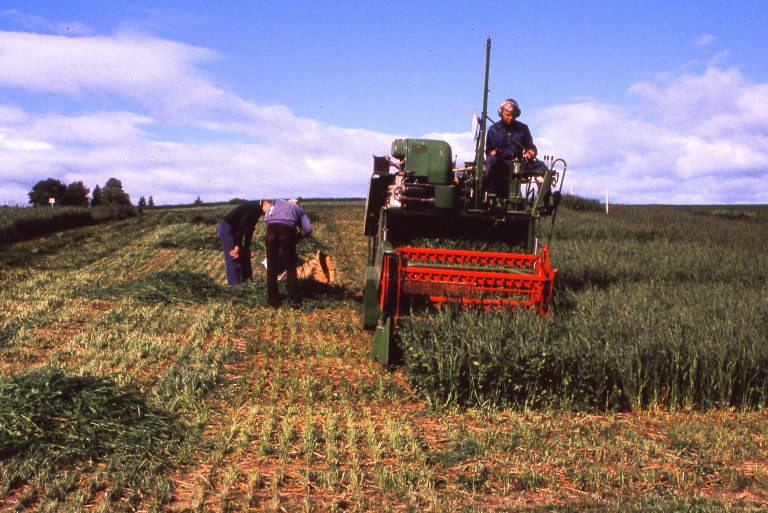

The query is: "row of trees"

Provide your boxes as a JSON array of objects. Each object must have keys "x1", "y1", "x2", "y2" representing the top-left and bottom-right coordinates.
[{"x1": 27, "y1": 177, "x2": 152, "y2": 208}]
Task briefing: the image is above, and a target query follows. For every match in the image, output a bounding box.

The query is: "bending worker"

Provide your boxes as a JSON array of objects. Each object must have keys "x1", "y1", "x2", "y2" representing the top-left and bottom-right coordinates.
[
  {"x1": 262, "y1": 198, "x2": 312, "y2": 308},
  {"x1": 217, "y1": 200, "x2": 263, "y2": 285},
  {"x1": 485, "y1": 98, "x2": 538, "y2": 199}
]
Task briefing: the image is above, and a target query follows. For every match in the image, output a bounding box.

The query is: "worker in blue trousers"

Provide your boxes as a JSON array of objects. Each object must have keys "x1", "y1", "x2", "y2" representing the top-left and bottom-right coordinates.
[{"x1": 217, "y1": 200, "x2": 263, "y2": 285}]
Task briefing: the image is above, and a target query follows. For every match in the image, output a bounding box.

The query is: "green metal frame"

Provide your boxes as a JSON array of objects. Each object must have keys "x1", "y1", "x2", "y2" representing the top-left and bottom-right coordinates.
[{"x1": 360, "y1": 37, "x2": 566, "y2": 366}]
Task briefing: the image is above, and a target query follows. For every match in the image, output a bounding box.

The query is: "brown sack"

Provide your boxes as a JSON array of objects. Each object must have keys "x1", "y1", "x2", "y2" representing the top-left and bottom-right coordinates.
[{"x1": 296, "y1": 251, "x2": 335, "y2": 283}]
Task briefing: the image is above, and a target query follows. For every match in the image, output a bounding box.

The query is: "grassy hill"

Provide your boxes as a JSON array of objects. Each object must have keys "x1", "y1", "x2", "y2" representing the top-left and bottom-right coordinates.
[{"x1": 1, "y1": 201, "x2": 767, "y2": 512}]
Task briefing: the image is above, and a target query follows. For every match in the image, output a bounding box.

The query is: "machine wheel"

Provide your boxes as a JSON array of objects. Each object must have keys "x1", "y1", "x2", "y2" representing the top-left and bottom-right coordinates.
[
  {"x1": 372, "y1": 252, "x2": 399, "y2": 366},
  {"x1": 361, "y1": 266, "x2": 380, "y2": 330},
  {"x1": 378, "y1": 252, "x2": 398, "y2": 315}
]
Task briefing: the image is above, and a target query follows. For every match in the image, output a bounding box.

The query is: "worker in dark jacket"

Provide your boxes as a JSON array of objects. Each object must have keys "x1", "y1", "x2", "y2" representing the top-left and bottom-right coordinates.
[
  {"x1": 486, "y1": 98, "x2": 538, "y2": 199},
  {"x1": 217, "y1": 201, "x2": 263, "y2": 285},
  {"x1": 262, "y1": 198, "x2": 313, "y2": 308}
]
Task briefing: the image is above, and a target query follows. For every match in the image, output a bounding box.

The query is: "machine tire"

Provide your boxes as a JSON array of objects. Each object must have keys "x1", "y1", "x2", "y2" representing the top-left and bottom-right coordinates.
[
  {"x1": 378, "y1": 252, "x2": 398, "y2": 315},
  {"x1": 361, "y1": 266, "x2": 381, "y2": 330}
]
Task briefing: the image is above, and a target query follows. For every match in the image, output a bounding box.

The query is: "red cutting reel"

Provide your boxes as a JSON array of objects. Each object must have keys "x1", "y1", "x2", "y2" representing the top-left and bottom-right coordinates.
[{"x1": 396, "y1": 245, "x2": 556, "y2": 315}]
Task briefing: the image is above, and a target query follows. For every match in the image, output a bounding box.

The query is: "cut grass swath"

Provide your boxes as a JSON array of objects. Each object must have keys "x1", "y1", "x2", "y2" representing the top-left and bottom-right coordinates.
[{"x1": 0, "y1": 368, "x2": 184, "y2": 502}]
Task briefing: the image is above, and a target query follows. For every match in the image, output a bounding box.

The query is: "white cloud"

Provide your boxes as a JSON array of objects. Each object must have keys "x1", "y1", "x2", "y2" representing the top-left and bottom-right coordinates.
[
  {"x1": 0, "y1": 30, "x2": 228, "y2": 121},
  {"x1": 628, "y1": 67, "x2": 745, "y2": 126},
  {"x1": 0, "y1": 30, "x2": 397, "y2": 205},
  {"x1": 695, "y1": 34, "x2": 716, "y2": 47},
  {"x1": 707, "y1": 50, "x2": 731, "y2": 67},
  {"x1": 0, "y1": 133, "x2": 52, "y2": 150},
  {"x1": 532, "y1": 65, "x2": 768, "y2": 204},
  {"x1": 0, "y1": 28, "x2": 767, "y2": 206}
]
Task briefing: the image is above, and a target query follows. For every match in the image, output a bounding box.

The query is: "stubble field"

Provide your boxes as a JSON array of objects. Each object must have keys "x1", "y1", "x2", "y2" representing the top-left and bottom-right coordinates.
[{"x1": 1, "y1": 199, "x2": 767, "y2": 512}]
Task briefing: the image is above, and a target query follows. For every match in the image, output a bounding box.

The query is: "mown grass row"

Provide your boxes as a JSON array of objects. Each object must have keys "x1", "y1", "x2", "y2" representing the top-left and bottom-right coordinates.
[
  {"x1": 0, "y1": 369, "x2": 184, "y2": 510},
  {"x1": 0, "y1": 205, "x2": 138, "y2": 246},
  {"x1": 0, "y1": 207, "x2": 224, "y2": 510},
  {"x1": 0, "y1": 202, "x2": 374, "y2": 511},
  {"x1": 1, "y1": 201, "x2": 767, "y2": 511}
]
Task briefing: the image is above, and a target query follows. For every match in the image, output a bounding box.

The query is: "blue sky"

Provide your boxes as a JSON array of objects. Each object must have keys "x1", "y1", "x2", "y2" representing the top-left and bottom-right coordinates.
[{"x1": 1, "y1": 1, "x2": 767, "y2": 205}]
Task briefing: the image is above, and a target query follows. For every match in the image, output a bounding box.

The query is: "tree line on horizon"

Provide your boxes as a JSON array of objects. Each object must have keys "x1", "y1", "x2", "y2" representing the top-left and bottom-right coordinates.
[{"x1": 27, "y1": 177, "x2": 155, "y2": 209}]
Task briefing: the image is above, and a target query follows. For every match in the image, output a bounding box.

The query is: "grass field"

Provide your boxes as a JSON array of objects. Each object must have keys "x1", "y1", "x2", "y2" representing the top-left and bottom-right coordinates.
[
  {"x1": 0, "y1": 205, "x2": 137, "y2": 245},
  {"x1": 1, "y1": 200, "x2": 767, "y2": 512}
]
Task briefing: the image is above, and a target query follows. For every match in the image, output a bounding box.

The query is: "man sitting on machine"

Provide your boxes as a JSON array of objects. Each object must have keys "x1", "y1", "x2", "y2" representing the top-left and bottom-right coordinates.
[{"x1": 485, "y1": 98, "x2": 545, "y2": 200}]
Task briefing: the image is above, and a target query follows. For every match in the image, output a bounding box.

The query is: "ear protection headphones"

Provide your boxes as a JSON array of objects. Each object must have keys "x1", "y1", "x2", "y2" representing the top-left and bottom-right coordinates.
[{"x1": 498, "y1": 98, "x2": 521, "y2": 118}]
